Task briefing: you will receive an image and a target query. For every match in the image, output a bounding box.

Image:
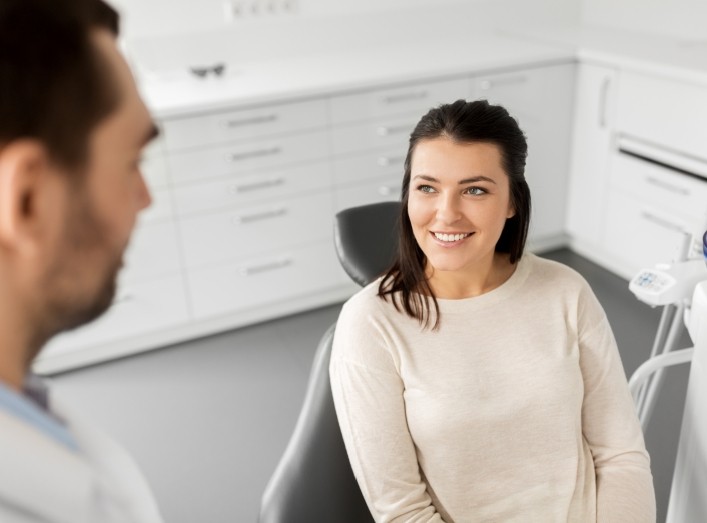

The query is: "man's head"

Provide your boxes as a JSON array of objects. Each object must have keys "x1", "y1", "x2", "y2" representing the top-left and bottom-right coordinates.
[{"x1": 0, "y1": 0, "x2": 156, "y2": 365}]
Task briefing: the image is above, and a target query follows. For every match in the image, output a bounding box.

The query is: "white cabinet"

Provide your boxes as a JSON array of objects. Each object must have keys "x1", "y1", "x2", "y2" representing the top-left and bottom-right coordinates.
[
  {"x1": 565, "y1": 63, "x2": 618, "y2": 247},
  {"x1": 161, "y1": 98, "x2": 328, "y2": 151},
  {"x1": 605, "y1": 72, "x2": 707, "y2": 277},
  {"x1": 473, "y1": 63, "x2": 576, "y2": 246},
  {"x1": 329, "y1": 77, "x2": 470, "y2": 211},
  {"x1": 618, "y1": 72, "x2": 707, "y2": 163},
  {"x1": 567, "y1": 66, "x2": 707, "y2": 279},
  {"x1": 35, "y1": 64, "x2": 579, "y2": 373},
  {"x1": 187, "y1": 240, "x2": 342, "y2": 319},
  {"x1": 330, "y1": 78, "x2": 468, "y2": 125}
]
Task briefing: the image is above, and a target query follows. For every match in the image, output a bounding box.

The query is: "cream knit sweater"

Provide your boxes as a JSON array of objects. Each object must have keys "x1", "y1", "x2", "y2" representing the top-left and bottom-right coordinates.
[{"x1": 330, "y1": 253, "x2": 655, "y2": 522}]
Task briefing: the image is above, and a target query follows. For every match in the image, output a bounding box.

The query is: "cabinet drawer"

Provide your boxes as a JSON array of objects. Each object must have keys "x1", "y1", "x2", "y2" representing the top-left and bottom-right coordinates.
[
  {"x1": 166, "y1": 130, "x2": 329, "y2": 184},
  {"x1": 611, "y1": 151, "x2": 707, "y2": 221},
  {"x1": 618, "y1": 72, "x2": 707, "y2": 162},
  {"x1": 178, "y1": 191, "x2": 333, "y2": 268},
  {"x1": 473, "y1": 65, "x2": 573, "y2": 116},
  {"x1": 187, "y1": 240, "x2": 342, "y2": 319},
  {"x1": 161, "y1": 98, "x2": 328, "y2": 151},
  {"x1": 333, "y1": 148, "x2": 406, "y2": 187},
  {"x1": 40, "y1": 275, "x2": 190, "y2": 356},
  {"x1": 122, "y1": 220, "x2": 182, "y2": 284},
  {"x1": 334, "y1": 176, "x2": 402, "y2": 213},
  {"x1": 331, "y1": 77, "x2": 468, "y2": 125},
  {"x1": 604, "y1": 190, "x2": 690, "y2": 275},
  {"x1": 172, "y1": 160, "x2": 331, "y2": 216},
  {"x1": 331, "y1": 114, "x2": 416, "y2": 156}
]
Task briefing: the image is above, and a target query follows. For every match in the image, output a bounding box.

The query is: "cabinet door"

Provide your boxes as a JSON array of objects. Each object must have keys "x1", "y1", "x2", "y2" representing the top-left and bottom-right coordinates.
[
  {"x1": 473, "y1": 63, "x2": 576, "y2": 242},
  {"x1": 565, "y1": 63, "x2": 617, "y2": 246},
  {"x1": 618, "y1": 72, "x2": 707, "y2": 163},
  {"x1": 604, "y1": 190, "x2": 689, "y2": 278}
]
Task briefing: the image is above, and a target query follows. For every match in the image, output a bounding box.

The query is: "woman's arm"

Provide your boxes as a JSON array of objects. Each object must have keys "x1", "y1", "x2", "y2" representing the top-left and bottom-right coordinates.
[
  {"x1": 577, "y1": 286, "x2": 656, "y2": 522},
  {"x1": 330, "y1": 299, "x2": 446, "y2": 523}
]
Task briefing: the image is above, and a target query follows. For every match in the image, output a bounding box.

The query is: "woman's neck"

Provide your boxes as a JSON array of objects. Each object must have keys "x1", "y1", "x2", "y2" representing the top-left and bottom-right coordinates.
[{"x1": 426, "y1": 252, "x2": 517, "y2": 299}]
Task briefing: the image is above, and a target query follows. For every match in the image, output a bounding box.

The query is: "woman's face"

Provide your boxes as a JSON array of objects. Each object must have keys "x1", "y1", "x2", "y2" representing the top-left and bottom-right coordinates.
[{"x1": 407, "y1": 136, "x2": 515, "y2": 275}]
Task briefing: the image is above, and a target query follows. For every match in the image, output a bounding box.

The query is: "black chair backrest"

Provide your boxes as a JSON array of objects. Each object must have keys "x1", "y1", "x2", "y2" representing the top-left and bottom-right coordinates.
[
  {"x1": 258, "y1": 201, "x2": 400, "y2": 523},
  {"x1": 259, "y1": 325, "x2": 372, "y2": 523}
]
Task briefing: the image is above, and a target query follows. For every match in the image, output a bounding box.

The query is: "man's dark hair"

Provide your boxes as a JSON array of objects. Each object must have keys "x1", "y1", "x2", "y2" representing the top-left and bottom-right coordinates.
[
  {"x1": 0, "y1": 0, "x2": 120, "y2": 169},
  {"x1": 379, "y1": 99, "x2": 531, "y2": 329}
]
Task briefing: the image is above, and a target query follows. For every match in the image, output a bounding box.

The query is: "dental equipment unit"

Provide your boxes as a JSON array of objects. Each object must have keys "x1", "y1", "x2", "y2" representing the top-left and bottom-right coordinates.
[{"x1": 629, "y1": 225, "x2": 707, "y2": 522}]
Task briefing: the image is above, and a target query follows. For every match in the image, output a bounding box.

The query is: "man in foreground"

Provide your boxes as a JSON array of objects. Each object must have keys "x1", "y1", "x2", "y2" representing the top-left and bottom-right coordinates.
[{"x1": 0, "y1": 0, "x2": 163, "y2": 520}]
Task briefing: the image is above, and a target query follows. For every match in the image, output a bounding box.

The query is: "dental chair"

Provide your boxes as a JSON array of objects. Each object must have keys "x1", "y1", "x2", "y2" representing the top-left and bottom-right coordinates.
[{"x1": 258, "y1": 201, "x2": 400, "y2": 523}]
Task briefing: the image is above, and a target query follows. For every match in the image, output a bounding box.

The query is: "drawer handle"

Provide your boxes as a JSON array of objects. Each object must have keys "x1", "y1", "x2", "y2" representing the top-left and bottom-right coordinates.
[
  {"x1": 228, "y1": 177, "x2": 285, "y2": 194},
  {"x1": 227, "y1": 146, "x2": 281, "y2": 163},
  {"x1": 377, "y1": 155, "x2": 405, "y2": 167},
  {"x1": 376, "y1": 124, "x2": 411, "y2": 137},
  {"x1": 382, "y1": 91, "x2": 428, "y2": 104},
  {"x1": 641, "y1": 211, "x2": 685, "y2": 233},
  {"x1": 239, "y1": 257, "x2": 292, "y2": 276},
  {"x1": 222, "y1": 114, "x2": 278, "y2": 128},
  {"x1": 479, "y1": 75, "x2": 527, "y2": 90},
  {"x1": 378, "y1": 185, "x2": 396, "y2": 196},
  {"x1": 646, "y1": 176, "x2": 690, "y2": 196},
  {"x1": 232, "y1": 207, "x2": 287, "y2": 224}
]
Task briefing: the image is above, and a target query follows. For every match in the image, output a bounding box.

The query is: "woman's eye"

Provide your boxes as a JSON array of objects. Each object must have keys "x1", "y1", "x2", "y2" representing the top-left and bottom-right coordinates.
[
  {"x1": 464, "y1": 186, "x2": 486, "y2": 196},
  {"x1": 416, "y1": 184, "x2": 436, "y2": 194}
]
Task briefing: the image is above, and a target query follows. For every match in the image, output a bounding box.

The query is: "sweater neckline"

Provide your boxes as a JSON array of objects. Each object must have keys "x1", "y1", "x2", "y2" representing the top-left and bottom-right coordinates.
[{"x1": 431, "y1": 252, "x2": 534, "y2": 313}]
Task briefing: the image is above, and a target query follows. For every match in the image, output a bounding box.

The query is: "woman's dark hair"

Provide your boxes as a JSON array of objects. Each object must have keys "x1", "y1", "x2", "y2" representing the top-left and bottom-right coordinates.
[
  {"x1": 378, "y1": 99, "x2": 531, "y2": 329},
  {"x1": 0, "y1": 0, "x2": 120, "y2": 170}
]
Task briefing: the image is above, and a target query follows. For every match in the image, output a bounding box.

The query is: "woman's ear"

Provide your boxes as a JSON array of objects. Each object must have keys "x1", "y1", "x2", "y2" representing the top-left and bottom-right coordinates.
[
  {"x1": 0, "y1": 140, "x2": 51, "y2": 255},
  {"x1": 506, "y1": 202, "x2": 516, "y2": 219}
]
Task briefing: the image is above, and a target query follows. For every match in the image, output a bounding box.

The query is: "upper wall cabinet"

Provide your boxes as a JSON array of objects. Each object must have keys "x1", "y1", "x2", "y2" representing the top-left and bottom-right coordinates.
[{"x1": 473, "y1": 63, "x2": 576, "y2": 245}]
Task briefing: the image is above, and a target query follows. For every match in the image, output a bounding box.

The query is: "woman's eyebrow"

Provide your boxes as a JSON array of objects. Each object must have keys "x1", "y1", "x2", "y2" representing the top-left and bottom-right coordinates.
[
  {"x1": 412, "y1": 174, "x2": 496, "y2": 185},
  {"x1": 458, "y1": 176, "x2": 496, "y2": 185}
]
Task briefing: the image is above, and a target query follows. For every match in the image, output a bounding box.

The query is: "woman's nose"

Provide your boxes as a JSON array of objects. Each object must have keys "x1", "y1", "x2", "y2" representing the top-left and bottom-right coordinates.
[
  {"x1": 436, "y1": 193, "x2": 462, "y2": 224},
  {"x1": 137, "y1": 173, "x2": 152, "y2": 212}
]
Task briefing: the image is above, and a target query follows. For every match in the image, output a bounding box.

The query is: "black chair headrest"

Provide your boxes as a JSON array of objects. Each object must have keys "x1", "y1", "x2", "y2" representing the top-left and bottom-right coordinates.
[{"x1": 334, "y1": 201, "x2": 401, "y2": 288}]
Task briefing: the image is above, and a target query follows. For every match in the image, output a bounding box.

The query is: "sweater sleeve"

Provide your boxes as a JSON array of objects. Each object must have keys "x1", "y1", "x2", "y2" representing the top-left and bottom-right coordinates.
[
  {"x1": 330, "y1": 297, "x2": 446, "y2": 523},
  {"x1": 577, "y1": 284, "x2": 656, "y2": 522}
]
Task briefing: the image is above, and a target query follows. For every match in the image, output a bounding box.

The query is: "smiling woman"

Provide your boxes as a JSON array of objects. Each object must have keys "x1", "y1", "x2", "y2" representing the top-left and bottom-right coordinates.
[
  {"x1": 329, "y1": 100, "x2": 656, "y2": 522},
  {"x1": 381, "y1": 99, "x2": 531, "y2": 327},
  {"x1": 407, "y1": 139, "x2": 517, "y2": 299}
]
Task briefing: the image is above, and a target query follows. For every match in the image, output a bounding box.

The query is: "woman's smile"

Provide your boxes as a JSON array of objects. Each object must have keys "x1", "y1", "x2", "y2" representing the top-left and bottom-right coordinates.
[{"x1": 430, "y1": 231, "x2": 474, "y2": 247}]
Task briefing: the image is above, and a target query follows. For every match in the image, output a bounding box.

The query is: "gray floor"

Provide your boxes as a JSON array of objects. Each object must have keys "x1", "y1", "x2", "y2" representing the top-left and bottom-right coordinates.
[{"x1": 48, "y1": 248, "x2": 689, "y2": 522}]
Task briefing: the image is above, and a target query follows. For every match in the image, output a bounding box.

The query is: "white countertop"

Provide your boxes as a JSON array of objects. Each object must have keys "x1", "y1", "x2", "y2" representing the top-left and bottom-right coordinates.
[
  {"x1": 131, "y1": 8, "x2": 707, "y2": 120},
  {"x1": 137, "y1": 33, "x2": 571, "y2": 119}
]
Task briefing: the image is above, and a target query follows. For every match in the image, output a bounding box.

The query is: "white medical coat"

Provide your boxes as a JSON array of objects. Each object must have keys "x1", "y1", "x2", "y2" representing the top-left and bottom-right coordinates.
[{"x1": 0, "y1": 400, "x2": 163, "y2": 523}]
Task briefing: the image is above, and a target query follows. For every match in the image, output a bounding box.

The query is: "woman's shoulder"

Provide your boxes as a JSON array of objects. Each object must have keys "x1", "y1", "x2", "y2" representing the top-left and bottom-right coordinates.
[
  {"x1": 523, "y1": 252, "x2": 592, "y2": 293},
  {"x1": 340, "y1": 277, "x2": 392, "y2": 319}
]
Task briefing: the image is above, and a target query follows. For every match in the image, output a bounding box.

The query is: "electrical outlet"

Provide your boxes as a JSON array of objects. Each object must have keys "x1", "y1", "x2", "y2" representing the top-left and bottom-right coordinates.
[{"x1": 223, "y1": 0, "x2": 298, "y2": 21}]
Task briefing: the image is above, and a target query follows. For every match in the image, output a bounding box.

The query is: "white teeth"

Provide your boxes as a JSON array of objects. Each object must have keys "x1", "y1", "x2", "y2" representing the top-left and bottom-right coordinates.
[{"x1": 434, "y1": 232, "x2": 470, "y2": 242}]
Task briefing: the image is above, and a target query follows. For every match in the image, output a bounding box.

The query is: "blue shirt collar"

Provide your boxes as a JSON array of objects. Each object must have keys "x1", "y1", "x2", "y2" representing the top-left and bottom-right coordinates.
[{"x1": 0, "y1": 376, "x2": 79, "y2": 453}]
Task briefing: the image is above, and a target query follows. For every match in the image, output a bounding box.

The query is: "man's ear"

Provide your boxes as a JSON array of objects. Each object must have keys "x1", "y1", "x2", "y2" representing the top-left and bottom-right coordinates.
[{"x1": 0, "y1": 140, "x2": 52, "y2": 255}]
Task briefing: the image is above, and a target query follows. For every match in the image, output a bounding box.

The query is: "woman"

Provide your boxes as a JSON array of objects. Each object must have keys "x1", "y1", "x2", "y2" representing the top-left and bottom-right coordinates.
[{"x1": 330, "y1": 100, "x2": 655, "y2": 522}]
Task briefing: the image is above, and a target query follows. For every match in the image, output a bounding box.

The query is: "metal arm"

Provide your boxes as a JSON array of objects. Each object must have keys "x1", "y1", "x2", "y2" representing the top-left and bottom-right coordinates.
[{"x1": 629, "y1": 347, "x2": 694, "y2": 431}]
